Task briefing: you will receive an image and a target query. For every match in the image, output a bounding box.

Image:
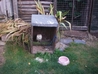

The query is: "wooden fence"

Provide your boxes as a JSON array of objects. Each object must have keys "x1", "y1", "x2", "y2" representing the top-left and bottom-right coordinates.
[{"x1": 13, "y1": 0, "x2": 57, "y2": 22}]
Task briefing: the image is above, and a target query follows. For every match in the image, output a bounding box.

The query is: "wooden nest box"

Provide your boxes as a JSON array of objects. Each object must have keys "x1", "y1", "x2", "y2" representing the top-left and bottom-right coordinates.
[{"x1": 30, "y1": 15, "x2": 58, "y2": 54}]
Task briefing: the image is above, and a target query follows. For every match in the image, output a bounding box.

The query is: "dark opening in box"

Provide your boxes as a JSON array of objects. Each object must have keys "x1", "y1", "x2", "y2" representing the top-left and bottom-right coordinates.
[{"x1": 33, "y1": 27, "x2": 56, "y2": 46}]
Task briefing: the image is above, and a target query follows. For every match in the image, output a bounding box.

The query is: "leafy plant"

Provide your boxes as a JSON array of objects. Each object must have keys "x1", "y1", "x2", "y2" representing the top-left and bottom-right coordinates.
[
  {"x1": 35, "y1": 0, "x2": 71, "y2": 40},
  {"x1": 35, "y1": 0, "x2": 45, "y2": 15},
  {"x1": 35, "y1": 0, "x2": 54, "y2": 15},
  {"x1": 56, "y1": 11, "x2": 71, "y2": 40},
  {"x1": 0, "y1": 18, "x2": 30, "y2": 44}
]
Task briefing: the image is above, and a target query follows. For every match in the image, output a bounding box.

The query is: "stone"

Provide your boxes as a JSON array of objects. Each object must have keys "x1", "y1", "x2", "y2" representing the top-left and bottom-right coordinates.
[
  {"x1": 60, "y1": 38, "x2": 73, "y2": 45},
  {"x1": 0, "y1": 41, "x2": 5, "y2": 46},
  {"x1": 74, "y1": 39, "x2": 86, "y2": 44},
  {"x1": 55, "y1": 42, "x2": 69, "y2": 51},
  {"x1": 35, "y1": 57, "x2": 44, "y2": 63},
  {"x1": 35, "y1": 57, "x2": 48, "y2": 63}
]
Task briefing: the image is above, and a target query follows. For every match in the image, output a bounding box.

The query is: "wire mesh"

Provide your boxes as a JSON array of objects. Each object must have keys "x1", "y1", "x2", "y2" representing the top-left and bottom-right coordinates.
[
  {"x1": 57, "y1": 0, "x2": 72, "y2": 22},
  {"x1": 57, "y1": 0, "x2": 89, "y2": 26}
]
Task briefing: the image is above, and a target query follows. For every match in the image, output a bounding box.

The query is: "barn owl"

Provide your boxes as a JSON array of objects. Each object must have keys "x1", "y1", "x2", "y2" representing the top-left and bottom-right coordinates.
[{"x1": 36, "y1": 34, "x2": 42, "y2": 42}]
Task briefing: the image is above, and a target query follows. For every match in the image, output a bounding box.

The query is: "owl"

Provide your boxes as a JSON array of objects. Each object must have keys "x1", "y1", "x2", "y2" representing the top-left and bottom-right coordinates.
[{"x1": 36, "y1": 34, "x2": 42, "y2": 42}]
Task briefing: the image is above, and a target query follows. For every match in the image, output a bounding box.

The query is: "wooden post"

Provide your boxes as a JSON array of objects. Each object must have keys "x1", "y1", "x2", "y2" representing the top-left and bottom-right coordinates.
[
  {"x1": 13, "y1": 0, "x2": 18, "y2": 19},
  {"x1": 0, "y1": 0, "x2": 7, "y2": 21},
  {"x1": 53, "y1": 0, "x2": 57, "y2": 14},
  {"x1": 6, "y1": 0, "x2": 13, "y2": 18},
  {"x1": 30, "y1": 26, "x2": 33, "y2": 54}
]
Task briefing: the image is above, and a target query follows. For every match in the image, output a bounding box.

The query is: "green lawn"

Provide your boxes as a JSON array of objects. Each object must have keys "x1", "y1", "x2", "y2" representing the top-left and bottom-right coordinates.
[{"x1": 0, "y1": 41, "x2": 98, "y2": 74}]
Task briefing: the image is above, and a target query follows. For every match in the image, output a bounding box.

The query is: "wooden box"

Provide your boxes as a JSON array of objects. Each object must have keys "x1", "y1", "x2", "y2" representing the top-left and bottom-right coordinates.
[{"x1": 30, "y1": 15, "x2": 58, "y2": 54}]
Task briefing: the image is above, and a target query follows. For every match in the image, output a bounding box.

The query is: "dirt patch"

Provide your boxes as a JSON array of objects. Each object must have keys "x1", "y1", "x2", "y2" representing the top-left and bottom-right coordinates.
[
  {"x1": 61, "y1": 30, "x2": 98, "y2": 46},
  {"x1": 91, "y1": 31, "x2": 98, "y2": 38},
  {"x1": 62, "y1": 30, "x2": 97, "y2": 40},
  {"x1": 63, "y1": 30, "x2": 88, "y2": 39},
  {"x1": 32, "y1": 46, "x2": 53, "y2": 54},
  {"x1": 0, "y1": 46, "x2": 5, "y2": 66},
  {"x1": 0, "y1": 46, "x2": 4, "y2": 55}
]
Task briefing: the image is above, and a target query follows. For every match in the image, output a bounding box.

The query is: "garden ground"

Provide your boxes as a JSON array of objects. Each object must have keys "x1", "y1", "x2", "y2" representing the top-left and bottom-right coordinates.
[{"x1": 0, "y1": 39, "x2": 98, "y2": 74}]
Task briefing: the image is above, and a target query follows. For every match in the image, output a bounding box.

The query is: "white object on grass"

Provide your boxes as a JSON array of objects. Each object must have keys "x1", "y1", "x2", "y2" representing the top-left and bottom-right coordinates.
[
  {"x1": 58, "y1": 56, "x2": 70, "y2": 66},
  {"x1": 35, "y1": 57, "x2": 44, "y2": 63},
  {"x1": 35, "y1": 57, "x2": 48, "y2": 63}
]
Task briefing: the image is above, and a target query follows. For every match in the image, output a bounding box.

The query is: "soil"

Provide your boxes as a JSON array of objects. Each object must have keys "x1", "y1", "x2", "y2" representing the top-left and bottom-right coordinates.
[
  {"x1": 32, "y1": 46, "x2": 53, "y2": 54},
  {"x1": 0, "y1": 46, "x2": 5, "y2": 66},
  {"x1": 61, "y1": 30, "x2": 98, "y2": 40},
  {"x1": 63, "y1": 30, "x2": 88, "y2": 39},
  {"x1": 62, "y1": 30, "x2": 98, "y2": 47},
  {"x1": 91, "y1": 32, "x2": 98, "y2": 38}
]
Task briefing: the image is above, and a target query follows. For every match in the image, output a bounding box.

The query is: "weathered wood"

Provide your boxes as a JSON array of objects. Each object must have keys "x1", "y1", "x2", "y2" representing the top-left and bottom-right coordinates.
[
  {"x1": 72, "y1": 26, "x2": 88, "y2": 31},
  {"x1": 19, "y1": 11, "x2": 37, "y2": 15},
  {"x1": 18, "y1": 8, "x2": 49, "y2": 12},
  {"x1": 17, "y1": 0, "x2": 54, "y2": 22},
  {"x1": 0, "y1": 0, "x2": 6, "y2": 15},
  {"x1": 21, "y1": 19, "x2": 31, "y2": 23},
  {"x1": 13, "y1": 0, "x2": 18, "y2": 19},
  {"x1": 0, "y1": 0, "x2": 7, "y2": 22},
  {"x1": 18, "y1": 1, "x2": 53, "y2": 5},
  {"x1": 20, "y1": 14, "x2": 33, "y2": 17},
  {"x1": 18, "y1": 8, "x2": 37, "y2": 12},
  {"x1": 53, "y1": 0, "x2": 57, "y2": 14},
  {"x1": 6, "y1": 0, "x2": 13, "y2": 17},
  {"x1": 18, "y1": 4, "x2": 50, "y2": 8},
  {"x1": 21, "y1": 16, "x2": 31, "y2": 19},
  {"x1": 60, "y1": 26, "x2": 88, "y2": 31}
]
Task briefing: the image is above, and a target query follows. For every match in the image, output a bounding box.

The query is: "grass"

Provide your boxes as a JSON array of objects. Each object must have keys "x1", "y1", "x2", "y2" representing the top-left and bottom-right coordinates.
[{"x1": 0, "y1": 41, "x2": 98, "y2": 74}]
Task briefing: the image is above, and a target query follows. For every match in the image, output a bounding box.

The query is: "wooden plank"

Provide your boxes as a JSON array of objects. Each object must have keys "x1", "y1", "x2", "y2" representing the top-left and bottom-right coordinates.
[
  {"x1": 13, "y1": 0, "x2": 18, "y2": 19},
  {"x1": 18, "y1": 8, "x2": 37, "y2": 12},
  {"x1": 18, "y1": 8, "x2": 49, "y2": 12},
  {"x1": 21, "y1": 16, "x2": 31, "y2": 19},
  {"x1": 18, "y1": 4, "x2": 50, "y2": 8},
  {"x1": 72, "y1": 26, "x2": 88, "y2": 31},
  {"x1": 1, "y1": 0, "x2": 6, "y2": 15},
  {"x1": 19, "y1": 14, "x2": 32, "y2": 17},
  {"x1": 53, "y1": 0, "x2": 57, "y2": 14},
  {"x1": 6, "y1": 0, "x2": 13, "y2": 17},
  {"x1": 18, "y1": 5, "x2": 36, "y2": 8},
  {"x1": 22, "y1": 19, "x2": 31, "y2": 22},
  {"x1": 17, "y1": 0, "x2": 53, "y2": 22},
  {"x1": 0, "y1": 1, "x2": 2, "y2": 14},
  {"x1": 0, "y1": 0, "x2": 7, "y2": 21},
  {"x1": 60, "y1": 26, "x2": 88, "y2": 31},
  {"x1": 20, "y1": 14, "x2": 33, "y2": 16},
  {"x1": 18, "y1": 1, "x2": 53, "y2": 5},
  {"x1": 18, "y1": 11, "x2": 37, "y2": 15}
]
